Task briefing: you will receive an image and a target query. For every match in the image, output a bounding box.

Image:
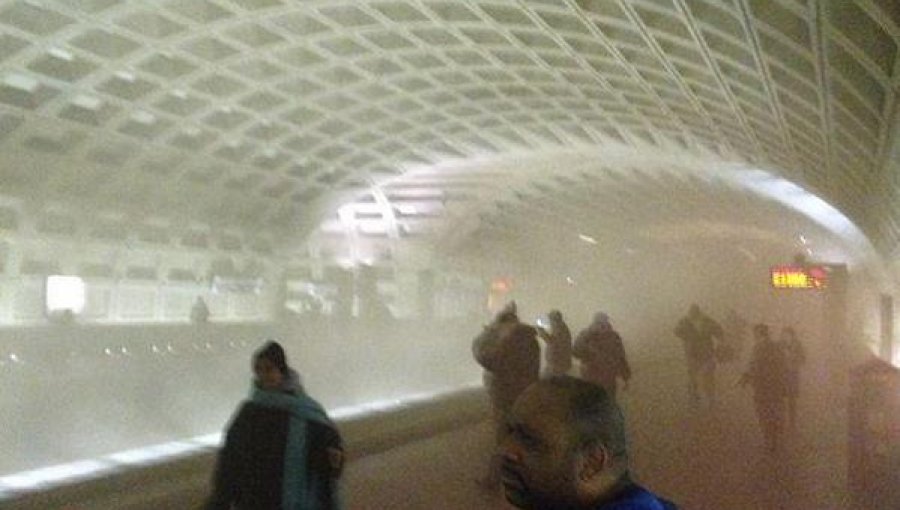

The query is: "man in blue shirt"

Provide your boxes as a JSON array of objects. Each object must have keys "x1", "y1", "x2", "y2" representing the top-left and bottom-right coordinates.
[{"x1": 499, "y1": 376, "x2": 677, "y2": 510}]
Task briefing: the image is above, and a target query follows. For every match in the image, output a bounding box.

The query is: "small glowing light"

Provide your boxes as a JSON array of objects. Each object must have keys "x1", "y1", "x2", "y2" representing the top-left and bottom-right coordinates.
[
  {"x1": 4, "y1": 73, "x2": 39, "y2": 93},
  {"x1": 132, "y1": 111, "x2": 156, "y2": 124},
  {"x1": 73, "y1": 94, "x2": 102, "y2": 110},
  {"x1": 578, "y1": 234, "x2": 597, "y2": 245},
  {"x1": 46, "y1": 276, "x2": 86, "y2": 314},
  {"x1": 48, "y1": 47, "x2": 73, "y2": 61},
  {"x1": 799, "y1": 234, "x2": 808, "y2": 244},
  {"x1": 104, "y1": 348, "x2": 112, "y2": 356},
  {"x1": 9, "y1": 354, "x2": 20, "y2": 363},
  {"x1": 566, "y1": 276, "x2": 576, "y2": 285}
]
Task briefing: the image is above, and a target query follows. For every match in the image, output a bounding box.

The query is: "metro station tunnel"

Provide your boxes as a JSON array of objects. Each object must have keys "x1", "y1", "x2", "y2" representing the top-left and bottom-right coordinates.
[{"x1": 0, "y1": 1, "x2": 899, "y2": 509}]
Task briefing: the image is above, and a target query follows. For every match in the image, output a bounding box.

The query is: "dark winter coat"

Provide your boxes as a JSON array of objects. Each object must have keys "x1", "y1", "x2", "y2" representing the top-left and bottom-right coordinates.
[
  {"x1": 674, "y1": 314, "x2": 723, "y2": 364},
  {"x1": 574, "y1": 326, "x2": 631, "y2": 392},
  {"x1": 744, "y1": 338, "x2": 789, "y2": 400},
  {"x1": 206, "y1": 388, "x2": 343, "y2": 510},
  {"x1": 473, "y1": 322, "x2": 541, "y2": 413}
]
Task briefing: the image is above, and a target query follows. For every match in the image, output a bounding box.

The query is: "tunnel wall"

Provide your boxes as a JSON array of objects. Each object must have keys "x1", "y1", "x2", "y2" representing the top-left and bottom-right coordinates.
[{"x1": 0, "y1": 317, "x2": 481, "y2": 475}]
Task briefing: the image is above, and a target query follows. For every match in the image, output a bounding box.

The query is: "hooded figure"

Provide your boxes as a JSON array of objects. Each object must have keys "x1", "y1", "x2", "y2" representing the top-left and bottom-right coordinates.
[
  {"x1": 573, "y1": 312, "x2": 631, "y2": 399},
  {"x1": 207, "y1": 341, "x2": 342, "y2": 510}
]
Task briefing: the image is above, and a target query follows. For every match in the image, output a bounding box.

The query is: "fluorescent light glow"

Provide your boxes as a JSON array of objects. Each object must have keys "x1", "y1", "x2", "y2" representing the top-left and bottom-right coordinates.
[
  {"x1": 5, "y1": 73, "x2": 39, "y2": 93},
  {"x1": 73, "y1": 94, "x2": 102, "y2": 110},
  {"x1": 578, "y1": 234, "x2": 597, "y2": 244},
  {"x1": 106, "y1": 442, "x2": 195, "y2": 465},
  {"x1": 0, "y1": 460, "x2": 108, "y2": 490},
  {"x1": 48, "y1": 47, "x2": 73, "y2": 61},
  {"x1": 132, "y1": 111, "x2": 156, "y2": 124},
  {"x1": 45, "y1": 276, "x2": 86, "y2": 314},
  {"x1": 395, "y1": 204, "x2": 418, "y2": 215}
]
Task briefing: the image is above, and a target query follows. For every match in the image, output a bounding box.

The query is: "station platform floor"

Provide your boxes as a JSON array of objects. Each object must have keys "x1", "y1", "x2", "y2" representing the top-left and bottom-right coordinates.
[
  {"x1": 4, "y1": 338, "x2": 857, "y2": 510},
  {"x1": 343, "y1": 354, "x2": 851, "y2": 510}
]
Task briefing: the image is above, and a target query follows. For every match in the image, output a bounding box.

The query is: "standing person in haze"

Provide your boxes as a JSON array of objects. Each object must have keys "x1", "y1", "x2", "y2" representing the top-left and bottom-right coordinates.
[
  {"x1": 537, "y1": 309, "x2": 573, "y2": 376},
  {"x1": 207, "y1": 341, "x2": 344, "y2": 510},
  {"x1": 472, "y1": 301, "x2": 541, "y2": 491},
  {"x1": 739, "y1": 324, "x2": 789, "y2": 453},
  {"x1": 779, "y1": 326, "x2": 806, "y2": 430},
  {"x1": 191, "y1": 296, "x2": 210, "y2": 323},
  {"x1": 573, "y1": 312, "x2": 632, "y2": 399},
  {"x1": 674, "y1": 304, "x2": 724, "y2": 410},
  {"x1": 500, "y1": 376, "x2": 679, "y2": 510}
]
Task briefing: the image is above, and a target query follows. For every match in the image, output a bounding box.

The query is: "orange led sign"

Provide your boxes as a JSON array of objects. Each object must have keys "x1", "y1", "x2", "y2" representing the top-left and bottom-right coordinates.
[
  {"x1": 490, "y1": 278, "x2": 512, "y2": 293},
  {"x1": 770, "y1": 265, "x2": 828, "y2": 289}
]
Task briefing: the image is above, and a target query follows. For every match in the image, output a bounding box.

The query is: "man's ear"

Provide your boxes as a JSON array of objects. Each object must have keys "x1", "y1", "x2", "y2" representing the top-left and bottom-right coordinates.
[{"x1": 577, "y1": 443, "x2": 609, "y2": 482}]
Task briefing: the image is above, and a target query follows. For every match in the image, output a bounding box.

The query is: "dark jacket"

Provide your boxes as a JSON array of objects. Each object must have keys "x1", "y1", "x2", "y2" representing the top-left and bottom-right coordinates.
[
  {"x1": 674, "y1": 315, "x2": 723, "y2": 363},
  {"x1": 574, "y1": 326, "x2": 631, "y2": 390},
  {"x1": 743, "y1": 338, "x2": 789, "y2": 400},
  {"x1": 473, "y1": 322, "x2": 541, "y2": 412},
  {"x1": 207, "y1": 389, "x2": 343, "y2": 510}
]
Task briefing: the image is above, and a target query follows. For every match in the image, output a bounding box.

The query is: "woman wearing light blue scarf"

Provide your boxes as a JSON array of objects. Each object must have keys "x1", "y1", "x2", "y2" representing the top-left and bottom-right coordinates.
[{"x1": 207, "y1": 341, "x2": 343, "y2": 510}]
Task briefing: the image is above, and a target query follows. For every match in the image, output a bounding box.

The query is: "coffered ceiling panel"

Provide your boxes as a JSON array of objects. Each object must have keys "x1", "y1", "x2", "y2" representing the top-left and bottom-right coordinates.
[{"x1": 0, "y1": 0, "x2": 896, "y2": 256}]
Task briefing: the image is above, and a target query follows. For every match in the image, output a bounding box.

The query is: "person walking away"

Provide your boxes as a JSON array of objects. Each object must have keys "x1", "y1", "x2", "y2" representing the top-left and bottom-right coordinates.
[
  {"x1": 573, "y1": 312, "x2": 631, "y2": 400},
  {"x1": 779, "y1": 326, "x2": 806, "y2": 430},
  {"x1": 739, "y1": 324, "x2": 789, "y2": 453},
  {"x1": 536, "y1": 309, "x2": 573, "y2": 377},
  {"x1": 191, "y1": 296, "x2": 210, "y2": 323},
  {"x1": 674, "y1": 304, "x2": 724, "y2": 410}
]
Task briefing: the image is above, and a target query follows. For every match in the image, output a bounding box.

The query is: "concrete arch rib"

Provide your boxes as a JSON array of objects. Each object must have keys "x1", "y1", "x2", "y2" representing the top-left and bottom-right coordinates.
[{"x1": 314, "y1": 144, "x2": 889, "y2": 281}]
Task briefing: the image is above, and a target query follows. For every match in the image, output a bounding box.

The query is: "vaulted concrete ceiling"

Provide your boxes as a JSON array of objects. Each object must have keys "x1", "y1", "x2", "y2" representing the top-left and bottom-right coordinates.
[{"x1": 0, "y1": 0, "x2": 897, "y2": 258}]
